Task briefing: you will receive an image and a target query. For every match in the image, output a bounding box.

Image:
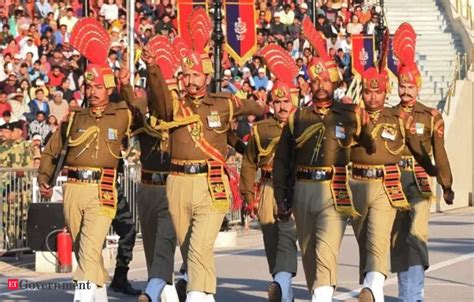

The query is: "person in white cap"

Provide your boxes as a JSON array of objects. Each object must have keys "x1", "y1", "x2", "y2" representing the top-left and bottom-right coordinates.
[
  {"x1": 7, "y1": 89, "x2": 29, "y2": 123},
  {"x1": 221, "y1": 69, "x2": 238, "y2": 94},
  {"x1": 20, "y1": 36, "x2": 39, "y2": 62},
  {"x1": 253, "y1": 67, "x2": 269, "y2": 91}
]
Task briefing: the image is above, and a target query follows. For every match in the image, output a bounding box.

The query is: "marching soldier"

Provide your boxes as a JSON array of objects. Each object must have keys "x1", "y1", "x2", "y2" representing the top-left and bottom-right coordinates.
[
  {"x1": 240, "y1": 45, "x2": 298, "y2": 302},
  {"x1": 349, "y1": 67, "x2": 437, "y2": 302},
  {"x1": 273, "y1": 17, "x2": 375, "y2": 302},
  {"x1": 145, "y1": 9, "x2": 265, "y2": 301},
  {"x1": 390, "y1": 23, "x2": 454, "y2": 302},
  {"x1": 118, "y1": 62, "x2": 179, "y2": 302},
  {"x1": 38, "y1": 18, "x2": 142, "y2": 301}
]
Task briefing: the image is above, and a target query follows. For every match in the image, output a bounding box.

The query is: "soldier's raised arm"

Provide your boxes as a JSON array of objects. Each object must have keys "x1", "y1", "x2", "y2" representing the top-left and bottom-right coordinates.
[
  {"x1": 227, "y1": 93, "x2": 266, "y2": 117},
  {"x1": 142, "y1": 46, "x2": 174, "y2": 122}
]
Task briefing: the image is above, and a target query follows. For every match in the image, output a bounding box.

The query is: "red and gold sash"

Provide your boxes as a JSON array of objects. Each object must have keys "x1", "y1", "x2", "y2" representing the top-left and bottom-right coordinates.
[
  {"x1": 178, "y1": 102, "x2": 232, "y2": 212},
  {"x1": 331, "y1": 166, "x2": 359, "y2": 217},
  {"x1": 99, "y1": 168, "x2": 118, "y2": 218},
  {"x1": 414, "y1": 163, "x2": 433, "y2": 198},
  {"x1": 383, "y1": 164, "x2": 410, "y2": 210}
]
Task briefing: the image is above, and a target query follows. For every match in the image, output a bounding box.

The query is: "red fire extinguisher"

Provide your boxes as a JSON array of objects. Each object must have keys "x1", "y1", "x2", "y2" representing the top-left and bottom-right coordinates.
[{"x1": 57, "y1": 227, "x2": 72, "y2": 273}]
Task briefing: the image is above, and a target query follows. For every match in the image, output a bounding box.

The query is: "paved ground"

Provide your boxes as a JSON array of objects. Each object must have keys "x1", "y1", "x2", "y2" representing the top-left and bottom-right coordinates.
[{"x1": 0, "y1": 207, "x2": 473, "y2": 301}]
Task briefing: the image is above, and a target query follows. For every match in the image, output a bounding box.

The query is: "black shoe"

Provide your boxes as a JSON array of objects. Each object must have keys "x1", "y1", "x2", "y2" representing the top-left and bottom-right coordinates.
[
  {"x1": 175, "y1": 279, "x2": 187, "y2": 302},
  {"x1": 110, "y1": 281, "x2": 142, "y2": 296},
  {"x1": 359, "y1": 287, "x2": 375, "y2": 302},
  {"x1": 268, "y1": 281, "x2": 282, "y2": 302},
  {"x1": 137, "y1": 293, "x2": 151, "y2": 302},
  {"x1": 110, "y1": 266, "x2": 142, "y2": 296}
]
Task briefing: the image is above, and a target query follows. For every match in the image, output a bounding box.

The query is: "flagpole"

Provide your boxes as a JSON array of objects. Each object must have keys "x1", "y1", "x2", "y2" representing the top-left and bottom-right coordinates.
[
  {"x1": 82, "y1": 0, "x2": 89, "y2": 108},
  {"x1": 212, "y1": 0, "x2": 224, "y2": 93},
  {"x1": 127, "y1": 0, "x2": 135, "y2": 87}
]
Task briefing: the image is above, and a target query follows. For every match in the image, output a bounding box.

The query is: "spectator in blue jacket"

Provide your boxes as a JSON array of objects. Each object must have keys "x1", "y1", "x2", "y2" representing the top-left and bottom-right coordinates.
[{"x1": 252, "y1": 68, "x2": 269, "y2": 91}]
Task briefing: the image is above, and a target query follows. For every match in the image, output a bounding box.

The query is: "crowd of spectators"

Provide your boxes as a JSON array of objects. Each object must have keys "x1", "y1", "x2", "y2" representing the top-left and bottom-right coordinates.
[{"x1": 0, "y1": 0, "x2": 383, "y2": 168}]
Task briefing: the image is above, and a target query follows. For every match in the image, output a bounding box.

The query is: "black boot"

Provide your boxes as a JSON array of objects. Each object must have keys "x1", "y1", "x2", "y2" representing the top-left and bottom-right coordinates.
[
  {"x1": 175, "y1": 279, "x2": 187, "y2": 302},
  {"x1": 109, "y1": 266, "x2": 142, "y2": 296}
]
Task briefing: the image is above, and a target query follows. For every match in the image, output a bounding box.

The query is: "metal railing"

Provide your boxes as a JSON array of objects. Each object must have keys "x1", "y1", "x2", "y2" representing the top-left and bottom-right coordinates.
[
  {"x1": 454, "y1": 0, "x2": 474, "y2": 29},
  {"x1": 444, "y1": 52, "x2": 470, "y2": 115},
  {"x1": 1, "y1": 164, "x2": 244, "y2": 254},
  {"x1": 0, "y1": 168, "x2": 37, "y2": 254}
]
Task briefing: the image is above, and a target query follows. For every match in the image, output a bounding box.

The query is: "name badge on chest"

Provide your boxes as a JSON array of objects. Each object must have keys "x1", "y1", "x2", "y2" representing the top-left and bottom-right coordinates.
[
  {"x1": 381, "y1": 128, "x2": 396, "y2": 141},
  {"x1": 108, "y1": 128, "x2": 118, "y2": 141},
  {"x1": 335, "y1": 124, "x2": 346, "y2": 139},
  {"x1": 415, "y1": 123, "x2": 425, "y2": 135},
  {"x1": 207, "y1": 111, "x2": 222, "y2": 128}
]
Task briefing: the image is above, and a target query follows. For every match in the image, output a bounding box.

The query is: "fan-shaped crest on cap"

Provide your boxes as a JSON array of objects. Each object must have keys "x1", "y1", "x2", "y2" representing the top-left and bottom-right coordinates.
[
  {"x1": 188, "y1": 7, "x2": 213, "y2": 55},
  {"x1": 302, "y1": 17, "x2": 330, "y2": 60},
  {"x1": 172, "y1": 36, "x2": 193, "y2": 62},
  {"x1": 70, "y1": 18, "x2": 110, "y2": 65},
  {"x1": 393, "y1": 23, "x2": 416, "y2": 66},
  {"x1": 147, "y1": 35, "x2": 180, "y2": 79},
  {"x1": 258, "y1": 45, "x2": 298, "y2": 88}
]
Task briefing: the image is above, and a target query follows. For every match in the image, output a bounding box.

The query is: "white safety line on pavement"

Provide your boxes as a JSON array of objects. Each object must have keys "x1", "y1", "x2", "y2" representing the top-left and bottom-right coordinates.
[{"x1": 333, "y1": 252, "x2": 474, "y2": 300}]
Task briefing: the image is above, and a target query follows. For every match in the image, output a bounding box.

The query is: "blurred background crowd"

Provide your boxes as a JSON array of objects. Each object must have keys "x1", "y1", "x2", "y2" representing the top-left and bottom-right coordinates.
[{"x1": 0, "y1": 0, "x2": 383, "y2": 169}]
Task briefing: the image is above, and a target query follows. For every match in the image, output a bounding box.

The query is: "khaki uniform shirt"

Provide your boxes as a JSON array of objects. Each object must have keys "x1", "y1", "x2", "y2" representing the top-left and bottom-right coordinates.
[
  {"x1": 273, "y1": 102, "x2": 374, "y2": 205},
  {"x1": 38, "y1": 102, "x2": 136, "y2": 185},
  {"x1": 240, "y1": 117, "x2": 283, "y2": 204},
  {"x1": 147, "y1": 65, "x2": 264, "y2": 161},
  {"x1": 396, "y1": 101, "x2": 452, "y2": 190},
  {"x1": 351, "y1": 107, "x2": 429, "y2": 166}
]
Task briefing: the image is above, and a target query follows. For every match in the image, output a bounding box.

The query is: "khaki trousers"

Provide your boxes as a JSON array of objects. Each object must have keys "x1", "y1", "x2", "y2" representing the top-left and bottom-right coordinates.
[
  {"x1": 350, "y1": 178, "x2": 397, "y2": 284},
  {"x1": 258, "y1": 180, "x2": 298, "y2": 275},
  {"x1": 63, "y1": 183, "x2": 112, "y2": 287},
  {"x1": 137, "y1": 183, "x2": 176, "y2": 283},
  {"x1": 166, "y1": 174, "x2": 228, "y2": 294},
  {"x1": 292, "y1": 180, "x2": 347, "y2": 292},
  {"x1": 391, "y1": 171, "x2": 430, "y2": 272}
]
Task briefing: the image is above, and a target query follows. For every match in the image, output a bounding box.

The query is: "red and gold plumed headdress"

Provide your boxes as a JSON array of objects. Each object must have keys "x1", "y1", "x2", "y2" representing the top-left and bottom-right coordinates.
[
  {"x1": 258, "y1": 44, "x2": 299, "y2": 105},
  {"x1": 393, "y1": 22, "x2": 422, "y2": 88},
  {"x1": 188, "y1": 7, "x2": 213, "y2": 74},
  {"x1": 362, "y1": 29, "x2": 390, "y2": 92},
  {"x1": 70, "y1": 18, "x2": 115, "y2": 88},
  {"x1": 147, "y1": 35, "x2": 181, "y2": 90},
  {"x1": 302, "y1": 17, "x2": 340, "y2": 83}
]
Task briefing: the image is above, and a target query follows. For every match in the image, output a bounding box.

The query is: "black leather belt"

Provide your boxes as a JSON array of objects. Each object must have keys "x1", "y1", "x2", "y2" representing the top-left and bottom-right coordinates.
[
  {"x1": 170, "y1": 162, "x2": 208, "y2": 174},
  {"x1": 399, "y1": 156, "x2": 414, "y2": 170},
  {"x1": 296, "y1": 168, "x2": 333, "y2": 181},
  {"x1": 141, "y1": 171, "x2": 169, "y2": 185},
  {"x1": 261, "y1": 170, "x2": 272, "y2": 180},
  {"x1": 352, "y1": 166, "x2": 384, "y2": 179},
  {"x1": 67, "y1": 168, "x2": 102, "y2": 183}
]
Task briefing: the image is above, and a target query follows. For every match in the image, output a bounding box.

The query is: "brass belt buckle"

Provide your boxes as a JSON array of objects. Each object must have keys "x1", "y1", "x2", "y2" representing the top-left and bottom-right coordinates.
[
  {"x1": 81, "y1": 170, "x2": 92, "y2": 179},
  {"x1": 185, "y1": 165, "x2": 197, "y2": 174}
]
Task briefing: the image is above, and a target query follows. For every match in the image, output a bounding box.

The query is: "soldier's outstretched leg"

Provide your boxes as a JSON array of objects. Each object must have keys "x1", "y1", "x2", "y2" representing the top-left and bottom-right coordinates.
[
  {"x1": 110, "y1": 183, "x2": 141, "y2": 296},
  {"x1": 135, "y1": 177, "x2": 177, "y2": 302}
]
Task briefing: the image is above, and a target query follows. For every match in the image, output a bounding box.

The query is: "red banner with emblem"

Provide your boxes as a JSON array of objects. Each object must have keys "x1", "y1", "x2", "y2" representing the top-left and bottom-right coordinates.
[
  {"x1": 177, "y1": 0, "x2": 208, "y2": 48},
  {"x1": 224, "y1": 0, "x2": 257, "y2": 66},
  {"x1": 351, "y1": 35, "x2": 376, "y2": 77}
]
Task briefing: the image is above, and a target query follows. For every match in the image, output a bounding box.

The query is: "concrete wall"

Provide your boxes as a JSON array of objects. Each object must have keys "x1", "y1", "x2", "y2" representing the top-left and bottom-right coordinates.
[{"x1": 433, "y1": 79, "x2": 473, "y2": 212}]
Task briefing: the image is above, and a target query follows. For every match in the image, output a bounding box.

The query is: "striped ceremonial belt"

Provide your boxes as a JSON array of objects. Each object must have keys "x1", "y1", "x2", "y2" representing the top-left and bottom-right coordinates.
[
  {"x1": 330, "y1": 166, "x2": 359, "y2": 217},
  {"x1": 99, "y1": 168, "x2": 118, "y2": 218},
  {"x1": 383, "y1": 164, "x2": 410, "y2": 210}
]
